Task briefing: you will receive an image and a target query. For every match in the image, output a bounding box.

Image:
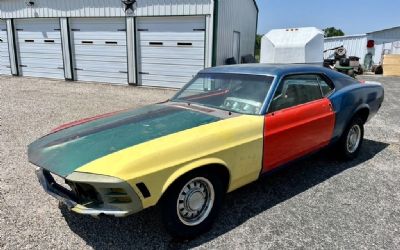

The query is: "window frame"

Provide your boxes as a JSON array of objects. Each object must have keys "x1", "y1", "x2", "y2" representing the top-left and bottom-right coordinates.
[
  {"x1": 316, "y1": 74, "x2": 336, "y2": 97},
  {"x1": 266, "y1": 73, "x2": 336, "y2": 114}
]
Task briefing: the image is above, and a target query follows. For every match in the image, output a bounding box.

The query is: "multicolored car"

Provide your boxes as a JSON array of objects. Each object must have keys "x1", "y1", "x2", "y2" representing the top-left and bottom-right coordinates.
[{"x1": 28, "y1": 64, "x2": 384, "y2": 238}]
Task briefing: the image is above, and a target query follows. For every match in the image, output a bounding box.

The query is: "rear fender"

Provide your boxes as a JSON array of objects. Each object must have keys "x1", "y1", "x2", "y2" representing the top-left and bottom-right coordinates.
[{"x1": 351, "y1": 103, "x2": 370, "y2": 123}]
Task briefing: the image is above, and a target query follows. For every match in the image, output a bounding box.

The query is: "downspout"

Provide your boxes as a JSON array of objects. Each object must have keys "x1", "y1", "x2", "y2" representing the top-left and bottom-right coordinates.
[
  {"x1": 211, "y1": 0, "x2": 219, "y2": 67},
  {"x1": 254, "y1": 5, "x2": 259, "y2": 58}
]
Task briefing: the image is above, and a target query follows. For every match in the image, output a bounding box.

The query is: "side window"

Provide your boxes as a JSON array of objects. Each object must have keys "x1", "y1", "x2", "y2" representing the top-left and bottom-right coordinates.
[
  {"x1": 268, "y1": 75, "x2": 323, "y2": 113},
  {"x1": 318, "y1": 76, "x2": 334, "y2": 96}
]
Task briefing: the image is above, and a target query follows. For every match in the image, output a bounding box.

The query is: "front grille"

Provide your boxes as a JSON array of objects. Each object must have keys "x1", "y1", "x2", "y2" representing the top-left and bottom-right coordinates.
[
  {"x1": 67, "y1": 182, "x2": 102, "y2": 205},
  {"x1": 49, "y1": 172, "x2": 73, "y2": 192}
]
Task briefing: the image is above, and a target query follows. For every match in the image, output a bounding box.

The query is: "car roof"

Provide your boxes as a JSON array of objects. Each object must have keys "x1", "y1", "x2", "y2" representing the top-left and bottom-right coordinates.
[{"x1": 199, "y1": 63, "x2": 343, "y2": 78}]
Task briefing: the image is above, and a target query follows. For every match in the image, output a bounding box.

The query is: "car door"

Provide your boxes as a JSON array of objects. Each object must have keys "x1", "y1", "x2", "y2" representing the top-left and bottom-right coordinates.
[{"x1": 262, "y1": 74, "x2": 335, "y2": 172}]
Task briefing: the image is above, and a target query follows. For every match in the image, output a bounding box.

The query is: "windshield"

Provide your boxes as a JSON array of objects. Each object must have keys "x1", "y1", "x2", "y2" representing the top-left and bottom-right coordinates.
[{"x1": 172, "y1": 73, "x2": 274, "y2": 115}]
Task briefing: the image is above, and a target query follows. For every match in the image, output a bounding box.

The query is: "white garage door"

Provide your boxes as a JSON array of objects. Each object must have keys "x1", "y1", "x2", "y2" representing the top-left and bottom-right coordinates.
[
  {"x1": 15, "y1": 19, "x2": 64, "y2": 79},
  {"x1": 137, "y1": 17, "x2": 205, "y2": 88},
  {"x1": 0, "y1": 21, "x2": 11, "y2": 75},
  {"x1": 70, "y1": 18, "x2": 128, "y2": 84}
]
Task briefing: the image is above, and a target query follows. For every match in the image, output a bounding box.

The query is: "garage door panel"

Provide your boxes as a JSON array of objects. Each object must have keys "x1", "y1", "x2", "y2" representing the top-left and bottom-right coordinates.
[
  {"x1": 70, "y1": 18, "x2": 126, "y2": 29},
  {"x1": 140, "y1": 46, "x2": 204, "y2": 56},
  {"x1": 74, "y1": 75, "x2": 127, "y2": 85},
  {"x1": 140, "y1": 80, "x2": 188, "y2": 88},
  {"x1": 15, "y1": 18, "x2": 64, "y2": 79},
  {"x1": 74, "y1": 55, "x2": 126, "y2": 63},
  {"x1": 71, "y1": 18, "x2": 128, "y2": 84},
  {"x1": 16, "y1": 34, "x2": 62, "y2": 40},
  {"x1": 141, "y1": 53, "x2": 204, "y2": 60},
  {"x1": 76, "y1": 70, "x2": 127, "y2": 78},
  {"x1": 20, "y1": 68, "x2": 64, "y2": 78},
  {"x1": 141, "y1": 57, "x2": 204, "y2": 66},
  {"x1": 140, "y1": 70, "x2": 200, "y2": 79},
  {"x1": 19, "y1": 57, "x2": 63, "y2": 66},
  {"x1": 74, "y1": 62, "x2": 127, "y2": 72},
  {"x1": 141, "y1": 74, "x2": 192, "y2": 83},
  {"x1": 18, "y1": 52, "x2": 62, "y2": 59},
  {"x1": 137, "y1": 17, "x2": 205, "y2": 32},
  {"x1": 73, "y1": 40, "x2": 127, "y2": 46},
  {"x1": 18, "y1": 43, "x2": 62, "y2": 51},
  {"x1": 140, "y1": 33, "x2": 205, "y2": 41},
  {"x1": 74, "y1": 45, "x2": 126, "y2": 56},
  {"x1": 142, "y1": 63, "x2": 202, "y2": 73},
  {"x1": 140, "y1": 40, "x2": 204, "y2": 48},
  {"x1": 72, "y1": 32, "x2": 126, "y2": 40},
  {"x1": 0, "y1": 21, "x2": 11, "y2": 75},
  {"x1": 137, "y1": 16, "x2": 205, "y2": 88},
  {"x1": 17, "y1": 39, "x2": 61, "y2": 45}
]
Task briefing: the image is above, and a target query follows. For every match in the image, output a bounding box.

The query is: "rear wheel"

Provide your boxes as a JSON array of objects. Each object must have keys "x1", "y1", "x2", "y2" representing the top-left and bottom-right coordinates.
[
  {"x1": 160, "y1": 171, "x2": 225, "y2": 239},
  {"x1": 338, "y1": 117, "x2": 364, "y2": 160}
]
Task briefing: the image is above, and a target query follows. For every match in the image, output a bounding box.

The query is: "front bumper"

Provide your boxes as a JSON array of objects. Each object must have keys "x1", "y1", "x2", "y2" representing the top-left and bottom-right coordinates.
[{"x1": 36, "y1": 168, "x2": 143, "y2": 217}]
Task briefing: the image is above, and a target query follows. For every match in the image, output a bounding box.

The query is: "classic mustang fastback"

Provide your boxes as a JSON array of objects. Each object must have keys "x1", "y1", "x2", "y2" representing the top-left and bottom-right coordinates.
[{"x1": 28, "y1": 64, "x2": 384, "y2": 238}]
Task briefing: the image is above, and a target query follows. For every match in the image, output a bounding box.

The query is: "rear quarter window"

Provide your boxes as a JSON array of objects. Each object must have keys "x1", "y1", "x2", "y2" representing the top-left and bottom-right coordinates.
[{"x1": 334, "y1": 77, "x2": 359, "y2": 87}]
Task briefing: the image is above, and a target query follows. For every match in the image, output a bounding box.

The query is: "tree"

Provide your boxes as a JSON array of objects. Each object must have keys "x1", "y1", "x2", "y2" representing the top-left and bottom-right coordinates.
[
  {"x1": 324, "y1": 27, "x2": 345, "y2": 37},
  {"x1": 255, "y1": 34, "x2": 263, "y2": 61}
]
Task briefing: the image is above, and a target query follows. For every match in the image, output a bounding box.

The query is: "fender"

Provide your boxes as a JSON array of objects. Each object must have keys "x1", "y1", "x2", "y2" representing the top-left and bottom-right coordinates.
[
  {"x1": 161, "y1": 158, "x2": 230, "y2": 195},
  {"x1": 351, "y1": 103, "x2": 370, "y2": 121}
]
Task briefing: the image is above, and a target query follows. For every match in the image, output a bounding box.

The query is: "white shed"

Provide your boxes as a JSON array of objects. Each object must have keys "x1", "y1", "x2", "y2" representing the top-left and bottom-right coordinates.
[
  {"x1": 0, "y1": 0, "x2": 258, "y2": 88},
  {"x1": 260, "y1": 27, "x2": 324, "y2": 64}
]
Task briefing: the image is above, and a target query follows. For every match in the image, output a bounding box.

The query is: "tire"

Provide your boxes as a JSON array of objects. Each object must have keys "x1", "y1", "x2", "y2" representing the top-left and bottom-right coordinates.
[
  {"x1": 348, "y1": 69, "x2": 355, "y2": 78},
  {"x1": 375, "y1": 65, "x2": 383, "y2": 75},
  {"x1": 338, "y1": 117, "x2": 364, "y2": 160},
  {"x1": 160, "y1": 171, "x2": 225, "y2": 239}
]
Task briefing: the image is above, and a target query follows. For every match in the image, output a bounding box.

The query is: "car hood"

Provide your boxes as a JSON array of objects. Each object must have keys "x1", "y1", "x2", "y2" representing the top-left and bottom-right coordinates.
[{"x1": 28, "y1": 104, "x2": 221, "y2": 177}]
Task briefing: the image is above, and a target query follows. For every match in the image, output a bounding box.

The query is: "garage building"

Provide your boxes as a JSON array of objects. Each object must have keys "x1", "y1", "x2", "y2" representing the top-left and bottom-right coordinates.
[{"x1": 0, "y1": 0, "x2": 258, "y2": 88}]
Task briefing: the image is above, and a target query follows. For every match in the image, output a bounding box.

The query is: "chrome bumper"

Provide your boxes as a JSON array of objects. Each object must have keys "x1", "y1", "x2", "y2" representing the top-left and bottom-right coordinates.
[
  {"x1": 36, "y1": 167, "x2": 77, "y2": 209},
  {"x1": 35, "y1": 168, "x2": 142, "y2": 217}
]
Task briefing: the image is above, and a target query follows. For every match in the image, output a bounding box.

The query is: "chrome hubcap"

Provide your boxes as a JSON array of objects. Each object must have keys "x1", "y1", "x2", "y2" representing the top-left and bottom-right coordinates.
[
  {"x1": 177, "y1": 177, "x2": 214, "y2": 226},
  {"x1": 347, "y1": 124, "x2": 361, "y2": 153}
]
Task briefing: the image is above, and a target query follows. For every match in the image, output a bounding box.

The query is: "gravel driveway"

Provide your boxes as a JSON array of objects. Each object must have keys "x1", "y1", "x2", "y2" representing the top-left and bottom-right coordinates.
[{"x1": 0, "y1": 75, "x2": 399, "y2": 249}]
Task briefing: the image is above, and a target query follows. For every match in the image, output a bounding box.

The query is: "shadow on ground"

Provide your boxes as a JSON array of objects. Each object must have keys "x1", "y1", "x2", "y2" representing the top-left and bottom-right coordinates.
[{"x1": 61, "y1": 139, "x2": 389, "y2": 249}]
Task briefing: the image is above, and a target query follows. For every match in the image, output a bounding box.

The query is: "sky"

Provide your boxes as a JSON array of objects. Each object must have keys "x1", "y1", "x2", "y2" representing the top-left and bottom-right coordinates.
[{"x1": 256, "y1": 0, "x2": 400, "y2": 35}]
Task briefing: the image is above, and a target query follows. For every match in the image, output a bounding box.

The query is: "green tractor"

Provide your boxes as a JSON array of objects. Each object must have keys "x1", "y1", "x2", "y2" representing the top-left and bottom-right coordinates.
[{"x1": 323, "y1": 46, "x2": 363, "y2": 77}]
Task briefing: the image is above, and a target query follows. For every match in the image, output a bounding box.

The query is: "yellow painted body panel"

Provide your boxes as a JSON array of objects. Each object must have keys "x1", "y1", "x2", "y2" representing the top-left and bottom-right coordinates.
[{"x1": 76, "y1": 115, "x2": 264, "y2": 208}]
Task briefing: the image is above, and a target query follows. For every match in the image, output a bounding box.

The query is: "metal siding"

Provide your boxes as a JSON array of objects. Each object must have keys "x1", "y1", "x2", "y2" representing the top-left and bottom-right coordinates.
[
  {"x1": 15, "y1": 18, "x2": 65, "y2": 79},
  {"x1": 70, "y1": 18, "x2": 128, "y2": 84},
  {"x1": 215, "y1": 0, "x2": 257, "y2": 65},
  {"x1": 368, "y1": 27, "x2": 400, "y2": 44},
  {"x1": 0, "y1": 20, "x2": 11, "y2": 75},
  {"x1": 137, "y1": 16, "x2": 205, "y2": 88},
  {"x1": 0, "y1": 0, "x2": 212, "y2": 18},
  {"x1": 372, "y1": 41, "x2": 400, "y2": 64},
  {"x1": 324, "y1": 35, "x2": 368, "y2": 64}
]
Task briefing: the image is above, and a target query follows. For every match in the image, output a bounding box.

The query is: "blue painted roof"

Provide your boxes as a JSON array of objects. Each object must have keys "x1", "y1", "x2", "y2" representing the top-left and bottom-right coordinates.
[{"x1": 199, "y1": 63, "x2": 348, "y2": 79}]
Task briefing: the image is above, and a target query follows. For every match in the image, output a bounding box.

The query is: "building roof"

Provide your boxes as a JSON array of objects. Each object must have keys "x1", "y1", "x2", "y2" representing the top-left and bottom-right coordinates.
[
  {"x1": 367, "y1": 26, "x2": 400, "y2": 35},
  {"x1": 324, "y1": 34, "x2": 367, "y2": 40}
]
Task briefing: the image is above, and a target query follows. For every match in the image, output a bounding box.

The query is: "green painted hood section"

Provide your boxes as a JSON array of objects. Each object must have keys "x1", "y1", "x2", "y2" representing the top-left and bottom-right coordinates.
[{"x1": 28, "y1": 104, "x2": 220, "y2": 177}]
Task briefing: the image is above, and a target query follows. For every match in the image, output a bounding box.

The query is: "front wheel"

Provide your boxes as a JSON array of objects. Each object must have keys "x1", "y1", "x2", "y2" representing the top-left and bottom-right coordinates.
[
  {"x1": 338, "y1": 117, "x2": 364, "y2": 160},
  {"x1": 160, "y1": 172, "x2": 224, "y2": 239}
]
